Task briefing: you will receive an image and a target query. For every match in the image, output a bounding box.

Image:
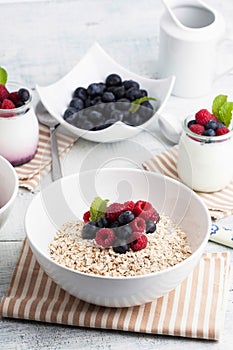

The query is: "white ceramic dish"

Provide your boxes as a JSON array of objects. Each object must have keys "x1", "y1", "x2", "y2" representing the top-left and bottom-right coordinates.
[
  {"x1": 0, "y1": 155, "x2": 18, "y2": 230},
  {"x1": 36, "y1": 43, "x2": 175, "y2": 142},
  {"x1": 25, "y1": 168, "x2": 211, "y2": 307}
]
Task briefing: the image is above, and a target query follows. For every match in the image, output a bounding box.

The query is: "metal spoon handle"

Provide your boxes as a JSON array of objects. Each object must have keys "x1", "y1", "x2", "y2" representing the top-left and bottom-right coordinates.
[{"x1": 50, "y1": 126, "x2": 62, "y2": 181}]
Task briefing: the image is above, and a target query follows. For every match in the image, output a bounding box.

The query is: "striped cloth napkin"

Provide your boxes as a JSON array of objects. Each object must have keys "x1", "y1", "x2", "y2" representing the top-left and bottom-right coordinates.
[
  {"x1": 143, "y1": 146, "x2": 233, "y2": 221},
  {"x1": 15, "y1": 124, "x2": 77, "y2": 191},
  {"x1": 0, "y1": 239, "x2": 231, "y2": 340}
]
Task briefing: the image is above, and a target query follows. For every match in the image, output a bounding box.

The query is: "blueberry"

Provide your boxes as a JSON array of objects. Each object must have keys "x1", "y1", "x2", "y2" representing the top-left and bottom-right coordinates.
[
  {"x1": 69, "y1": 98, "x2": 84, "y2": 111},
  {"x1": 113, "y1": 243, "x2": 130, "y2": 254},
  {"x1": 87, "y1": 83, "x2": 105, "y2": 97},
  {"x1": 110, "y1": 109, "x2": 124, "y2": 122},
  {"x1": 129, "y1": 112, "x2": 145, "y2": 126},
  {"x1": 118, "y1": 210, "x2": 135, "y2": 225},
  {"x1": 76, "y1": 118, "x2": 94, "y2": 130},
  {"x1": 115, "y1": 225, "x2": 132, "y2": 240},
  {"x1": 101, "y1": 118, "x2": 117, "y2": 128},
  {"x1": 102, "y1": 92, "x2": 115, "y2": 103},
  {"x1": 63, "y1": 108, "x2": 79, "y2": 124},
  {"x1": 18, "y1": 88, "x2": 30, "y2": 102},
  {"x1": 116, "y1": 98, "x2": 131, "y2": 111},
  {"x1": 103, "y1": 102, "x2": 116, "y2": 114},
  {"x1": 187, "y1": 120, "x2": 196, "y2": 128},
  {"x1": 97, "y1": 216, "x2": 109, "y2": 228},
  {"x1": 139, "y1": 89, "x2": 148, "y2": 97},
  {"x1": 217, "y1": 121, "x2": 225, "y2": 128},
  {"x1": 87, "y1": 110, "x2": 103, "y2": 123},
  {"x1": 113, "y1": 246, "x2": 129, "y2": 254},
  {"x1": 82, "y1": 222, "x2": 99, "y2": 239},
  {"x1": 140, "y1": 101, "x2": 153, "y2": 110},
  {"x1": 125, "y1": 88, "x2": 142, "y2": 101},
  {"x1": 73, "y1": 87, "x2": 87, "y2": 101},
  {"x1": 205, "y1": 120, "x2": 218, "y2": 130},
  {"x1": 105, "y1": 73, "x2": 122, "y2": 87},
  {"x1": 107, "y1": 86, "x2": 125, "y2": 99},
  {"x1": 110, "y1": 221, "x2": 120, "y2": 228},
  {"x1": 146, "y1": 220, "x2": 156, "y2": 233},
  {"x1": 123, "y1": 80, "x2": 140, "y2": 90},
  {"x1": 203, "y1": 128, "x2": 216, "y2": 136}
]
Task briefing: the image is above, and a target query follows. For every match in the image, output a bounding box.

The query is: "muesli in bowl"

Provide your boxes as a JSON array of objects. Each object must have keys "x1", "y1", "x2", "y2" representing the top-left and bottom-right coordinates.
[{"x1": 49, "y1": 197, "x2": 192, "y2": 277}]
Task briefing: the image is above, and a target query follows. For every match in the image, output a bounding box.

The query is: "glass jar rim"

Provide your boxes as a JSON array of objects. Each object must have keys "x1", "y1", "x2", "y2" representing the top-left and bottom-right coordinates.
[
  {"x1": 183, "y1": 115, "x2": 233, "y2": 142},
  {"x1": 0, "y1": 81, "x2": 32, "y2": 118}
]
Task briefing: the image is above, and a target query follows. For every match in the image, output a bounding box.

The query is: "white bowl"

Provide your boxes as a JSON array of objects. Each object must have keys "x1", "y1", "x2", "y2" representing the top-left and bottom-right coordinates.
[
  {"x1": 25, "y1": 168, "x2": 211, "y2": 307},
  {"x1": 36, "y1": 43, "x2": 175, "y2": 142},
  {"x1": 0, "y1": 155, "x2": 18, "y2": 230}
]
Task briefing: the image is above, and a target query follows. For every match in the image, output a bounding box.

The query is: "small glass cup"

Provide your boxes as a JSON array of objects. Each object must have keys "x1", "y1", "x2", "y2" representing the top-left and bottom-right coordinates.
[
  {"x1": 0, "y1": 82, "x2": 39, "y2": 166},
  {"x1": 177, "y1": 116, "x2": 233, "y2": 192}
]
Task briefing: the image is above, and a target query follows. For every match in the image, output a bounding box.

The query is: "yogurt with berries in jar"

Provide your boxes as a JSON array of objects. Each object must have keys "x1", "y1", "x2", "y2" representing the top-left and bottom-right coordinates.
[
  {"x1": 0, "y1": 81, "x2": 39, "y2": 166},
  {"x1": 177, "y1": 106, "x2": 233, "y2": 192}
]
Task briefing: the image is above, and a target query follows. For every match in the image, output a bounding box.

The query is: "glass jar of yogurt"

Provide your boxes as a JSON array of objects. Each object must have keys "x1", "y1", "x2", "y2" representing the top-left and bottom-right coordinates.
[
  {"x1": 0, "y1": 82, "x2": 39, "y2": 166},
  {"x1": 177, "y1": 116, "x2": 233, "y2": 192}
]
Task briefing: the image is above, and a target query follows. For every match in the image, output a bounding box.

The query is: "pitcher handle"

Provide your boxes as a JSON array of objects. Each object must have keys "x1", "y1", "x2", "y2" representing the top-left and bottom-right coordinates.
[{"x1": 215, "y1": 37, "x2": 233, "y2": 81}]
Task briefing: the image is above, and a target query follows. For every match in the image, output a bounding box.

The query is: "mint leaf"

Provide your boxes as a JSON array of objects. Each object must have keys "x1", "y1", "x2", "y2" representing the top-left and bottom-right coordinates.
[
  {"x1": 0, "y1": 67, "x2": 7, "y2": 85},
  {"x1": 89, "y1": 197, "x2": 109, "y2": 222},
  {"x1": 129, "y1": 96, "x2": 156, "y2": 113},
  {"x1": 212, "y1": 94, "x2": 228, "y2": 117},
  {"x1": 219, "y1": 101, "x2": 233, "y2": 127}
]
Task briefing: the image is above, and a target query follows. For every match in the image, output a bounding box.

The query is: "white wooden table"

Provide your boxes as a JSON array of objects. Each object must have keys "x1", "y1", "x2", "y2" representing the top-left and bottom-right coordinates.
[{"x1": 0, "y1": 0, "x2": 233, "y2": 349}]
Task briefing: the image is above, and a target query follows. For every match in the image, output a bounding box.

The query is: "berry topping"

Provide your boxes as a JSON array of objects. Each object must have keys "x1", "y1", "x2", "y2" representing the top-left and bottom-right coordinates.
[
  {"x1": 149, "y1": 208, "x2": 160, "y2": 223},
  {"x1": 106, "y1": 202, "x2": 124, "y2": 223},
  {"x1": 113, "y1": 241, "x2": 130, "y2": 254},
  {"x1": 195, "y1": 109, "x2": 212, "y2": 125},
  {"x1": 145, "y1": 220, "x2": 157, "y2": 233},
  {"x1": 130, "y1": 232, "x2": 148, "y2": 251},
  {"x1": 97, "y1": 216, "x2": 109, "y2": 228},
  {"x1": 82, "y1": 222, "x2": 99, "y2": 239},
  {"x1": 8, "y1": 91, "x2": 20, "y2": 105},
  {"x1": 1, "y1": 98, "x2": 15, "y2": 109},
  {"x1": 216, "y1": 126, "x2": 230, "y2": 136},
  {"x1": 189, "y1": 124, "x2": 205, "y2": 135},
  {"x1": 83, "y1": 210, "x2": 90, "y2": 223},
  {"x1": 123, "y1": 200, "x2": 135, "y2": 212},
  {"x1": 133, "y1": 200, "x2": 152, "y2": 217},
  {"x1": 18, "y1": 88, "x2": 30, "y2": 103},
  {"x1": 203, "y1": 129, "x2": 216, "y2": 136},
  {"x1": 0, "y1": 84, "x2": 9, "y2": 101},
  {"x1": 115, "y1": 224, "x2": 132, "y2": 240},
  {"x1": 130, "y1": 217, "x2": 146, "y2": 232},
  {"x1": 118, "y1": 210, "x2": 135, "y2": 225},
  {"x1": 205, "y1": 120, "x2": 218, "y2": 130},
  {"x1": 95, "y1": 228, "x2": 116, "y2": 248}
]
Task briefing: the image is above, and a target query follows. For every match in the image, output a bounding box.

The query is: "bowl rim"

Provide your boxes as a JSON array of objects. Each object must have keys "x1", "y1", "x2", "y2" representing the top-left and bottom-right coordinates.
[
  {"x1": 0, "y1": 155, "x2": 18, "y2": 214},
  {"x1": 25, "y1": 168, "x2": 211, "y2": 281}
]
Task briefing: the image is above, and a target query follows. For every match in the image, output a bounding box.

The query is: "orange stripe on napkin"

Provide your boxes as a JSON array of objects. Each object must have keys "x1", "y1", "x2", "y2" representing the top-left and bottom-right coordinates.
[
  {"x1": 143, "y1": 146, "x2": 233, "y2": 220},
  {"x1": 14, "y1": 124, "x2": 76, "y2": 191},
  {"x1": 0, "y1": 240, "x2": 231, "y2": 341}
]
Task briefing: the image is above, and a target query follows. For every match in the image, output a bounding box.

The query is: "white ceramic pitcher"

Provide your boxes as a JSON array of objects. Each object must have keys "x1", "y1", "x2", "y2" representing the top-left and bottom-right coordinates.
[{"x1": 158, "y1": 0, "x2": 233, "y2": 98}]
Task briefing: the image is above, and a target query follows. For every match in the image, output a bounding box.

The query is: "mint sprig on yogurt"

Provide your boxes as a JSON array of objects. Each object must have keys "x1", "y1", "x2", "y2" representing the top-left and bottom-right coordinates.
[
  {"x1": 0, "y1": 67, "x2": 8, "y2": 85},
  {"x1": 212, "y1": 94, "x2": 233, "y2": 127}
]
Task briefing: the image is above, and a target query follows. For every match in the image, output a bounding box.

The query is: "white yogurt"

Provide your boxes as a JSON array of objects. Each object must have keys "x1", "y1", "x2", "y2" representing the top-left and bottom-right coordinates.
[
  {"x1": 0, "y1": 82, "x2": 39, "y2": 166},
  {"x1": 177, "y1": 116, "x2": 233, "y2": 192}
]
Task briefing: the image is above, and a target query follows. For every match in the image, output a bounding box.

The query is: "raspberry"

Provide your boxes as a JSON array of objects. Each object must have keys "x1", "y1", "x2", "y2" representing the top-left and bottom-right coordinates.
[
  {"x1": 133, "y1": 200, "x2": 152, "y2": 217},
  {"x1": 1, "y1": 98, "x2": 15, "y2": 109},
  {"x1": 106, "y1": 202, "x2": 124, "y2": 222},
  {"x1": 210, "y1": 114, "x2": 218, "y2": 121},
  {"x1": 216, "y1": 126, "x2": 230, "y2": 136},
  {"x1": 0, "y1": 84, "x2": 9, "y2": 101},
  {"x1": 195, "y1": 109, "x2": 212, "y2": 125},
  {"x1": 8, "y1": 91, "x2": 20, "y2": 105},
  {"x1": 123, "y1": 201, "x2": 135, "y2": 212},
  {"x1": 130, "y1": 217, "x2": 146, "y2": 232},
  {"x1": 83, "y1": 210, "x2": 90, "y2": 223},
  {"x1": 189, "y1": 124, "x2": 204, "y2": 135},
  {"x1": 130, "y1": 232, "x2": 148, "y2": 251},
  {"x1": 95, "y1": 228, "x2": 115, "y2": 248},
  {"x1": 149, "y1": 208, "x2": 160, "y2": 223}
]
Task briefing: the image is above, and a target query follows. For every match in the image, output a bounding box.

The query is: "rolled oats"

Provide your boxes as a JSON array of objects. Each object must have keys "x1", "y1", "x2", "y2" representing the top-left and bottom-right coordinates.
[{"x1": 49, "y1": 215, "x2": 192, "y2": 277}]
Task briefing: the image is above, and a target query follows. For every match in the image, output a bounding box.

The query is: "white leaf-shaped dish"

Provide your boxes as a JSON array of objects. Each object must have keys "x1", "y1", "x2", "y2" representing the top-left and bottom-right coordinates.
[{"x1": 36, "y1": 43, "x2": 175, "y2": 143}]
